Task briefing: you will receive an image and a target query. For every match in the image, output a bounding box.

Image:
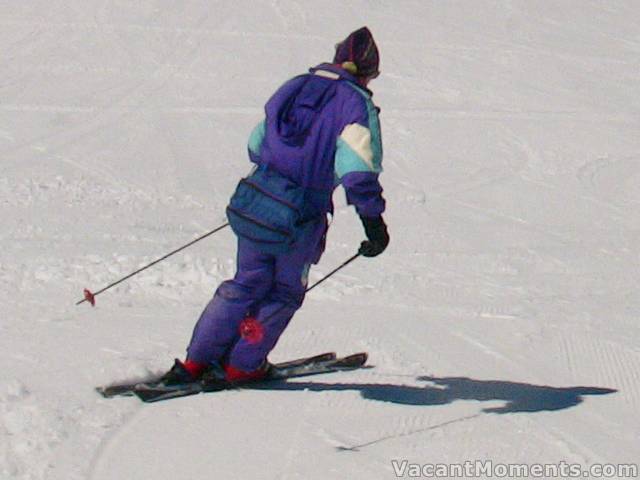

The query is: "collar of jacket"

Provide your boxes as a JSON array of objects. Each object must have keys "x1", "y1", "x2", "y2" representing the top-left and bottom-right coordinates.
[{"x1": 308, "y1": 63, "x2": 374, "y2": 96}]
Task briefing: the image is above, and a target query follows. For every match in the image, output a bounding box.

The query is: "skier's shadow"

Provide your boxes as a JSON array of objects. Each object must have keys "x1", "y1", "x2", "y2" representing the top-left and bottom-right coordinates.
[{"x1": 252, "y1": 374, "x2": 616, "y2": 414}]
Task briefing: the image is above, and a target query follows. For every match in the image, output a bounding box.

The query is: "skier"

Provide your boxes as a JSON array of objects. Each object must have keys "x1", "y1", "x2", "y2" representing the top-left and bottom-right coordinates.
[{"x1": 161, "y1": 26, "x2": 389, "y2": 386}]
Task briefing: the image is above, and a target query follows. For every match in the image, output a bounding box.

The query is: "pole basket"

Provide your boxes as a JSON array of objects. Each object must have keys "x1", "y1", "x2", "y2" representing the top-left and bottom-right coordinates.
[{"x1": 83, "y1": 288, "x2": 96, "y2": 307}]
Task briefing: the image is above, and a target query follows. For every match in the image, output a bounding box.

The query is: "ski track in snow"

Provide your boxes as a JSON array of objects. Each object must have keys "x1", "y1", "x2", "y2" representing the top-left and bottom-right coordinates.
[{"x1": 2, "y1": 1, "x2": 640, "y2": 479}]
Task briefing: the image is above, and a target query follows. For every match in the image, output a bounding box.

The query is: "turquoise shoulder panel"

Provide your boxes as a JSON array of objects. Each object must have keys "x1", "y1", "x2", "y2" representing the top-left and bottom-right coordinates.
[
  {"x1": 335, "y1": 137, "x2": 376, "y2": 179},
  {"x1": 344, "y1": 84, "x2": 383, "y2": 171},
  {"x1": 248, "y1": 120, "x2": 266, "y2": 156}
]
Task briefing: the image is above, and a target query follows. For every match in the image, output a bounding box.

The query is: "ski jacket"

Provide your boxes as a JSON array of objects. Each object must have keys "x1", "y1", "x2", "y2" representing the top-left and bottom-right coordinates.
[{"x1": 247, "y1": 63, "x2": 385, "y2": 219}]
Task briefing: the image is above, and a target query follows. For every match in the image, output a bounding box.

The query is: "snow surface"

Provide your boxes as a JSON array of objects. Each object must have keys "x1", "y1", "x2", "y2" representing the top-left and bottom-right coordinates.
[{"x1": 1, "y1": 1, "x2": 639, "y2": 479}]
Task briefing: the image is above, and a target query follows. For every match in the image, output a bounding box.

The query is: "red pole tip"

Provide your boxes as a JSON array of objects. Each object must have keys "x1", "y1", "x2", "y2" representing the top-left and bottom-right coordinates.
[{"x1": 83, "y1": 288, "x2": 96, "y2": 307}]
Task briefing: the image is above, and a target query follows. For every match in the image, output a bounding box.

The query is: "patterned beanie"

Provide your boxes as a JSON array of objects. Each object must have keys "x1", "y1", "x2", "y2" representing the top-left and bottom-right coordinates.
[{"x1": 333, "y1": 27, "x2": 380, "y2": 78}]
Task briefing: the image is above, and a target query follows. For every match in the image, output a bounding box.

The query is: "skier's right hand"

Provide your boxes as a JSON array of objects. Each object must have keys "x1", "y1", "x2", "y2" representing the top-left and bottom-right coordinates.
[{"x1": 358, "y1": 215, "x2": 389, "y2": 257}]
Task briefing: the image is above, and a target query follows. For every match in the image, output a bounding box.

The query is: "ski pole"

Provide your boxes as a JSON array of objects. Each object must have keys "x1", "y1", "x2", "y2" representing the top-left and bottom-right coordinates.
[
  {"x1": 76, "y1": 222, "x2": 230, "y2": 307},
  {"x1": 305, "y1": 252, "x2": 361, "y2": 293}
]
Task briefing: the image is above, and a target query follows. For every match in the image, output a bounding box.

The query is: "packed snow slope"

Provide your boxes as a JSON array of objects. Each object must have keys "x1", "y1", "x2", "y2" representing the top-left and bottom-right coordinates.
[{"x1": 1, "y1": 1, "x2": 639, "y2": 479}]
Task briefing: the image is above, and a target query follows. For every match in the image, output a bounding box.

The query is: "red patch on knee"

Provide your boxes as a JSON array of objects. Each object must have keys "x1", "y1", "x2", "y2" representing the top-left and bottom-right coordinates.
[{"x1": 239, "y1": 316, "x2": 264, "y2": 344}]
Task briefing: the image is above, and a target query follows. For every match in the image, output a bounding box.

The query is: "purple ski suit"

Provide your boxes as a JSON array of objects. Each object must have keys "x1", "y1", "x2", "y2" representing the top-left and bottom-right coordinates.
[{"x1": 186, "y1": 63, "x2": 386, "y2": 372}]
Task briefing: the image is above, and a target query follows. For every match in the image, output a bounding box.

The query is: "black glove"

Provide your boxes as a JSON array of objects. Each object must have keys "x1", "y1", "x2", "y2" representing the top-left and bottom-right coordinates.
[{"x1": 359, "y1": 216, "x2": 389, "y2": 257}]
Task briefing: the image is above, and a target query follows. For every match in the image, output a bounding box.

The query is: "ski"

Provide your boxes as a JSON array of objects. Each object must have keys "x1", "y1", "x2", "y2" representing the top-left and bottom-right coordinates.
[
  {"x1": 97, "y1": 383, "x2": 138, "y2": 398},
  {"x1": 268, "y1": 352, "x2": 367, "y2": 379},
  {"x1": 96, "y1": 351, "x2": 337, "y2": 399},
  {"x1": 134, "y1": 352, "x2": 368, "y2": 403}
]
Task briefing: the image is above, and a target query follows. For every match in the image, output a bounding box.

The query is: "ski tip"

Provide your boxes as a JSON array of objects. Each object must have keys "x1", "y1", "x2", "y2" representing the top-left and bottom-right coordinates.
[
  {"x1": 345, "y1": 352, "x2": 368, "y2": 363},
  {"x1": 310, "y1": 352, "x2": 338, "y2": 362},
  {"x1": 331, "y1": 352, "x2": 368, "y2": 369}
]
